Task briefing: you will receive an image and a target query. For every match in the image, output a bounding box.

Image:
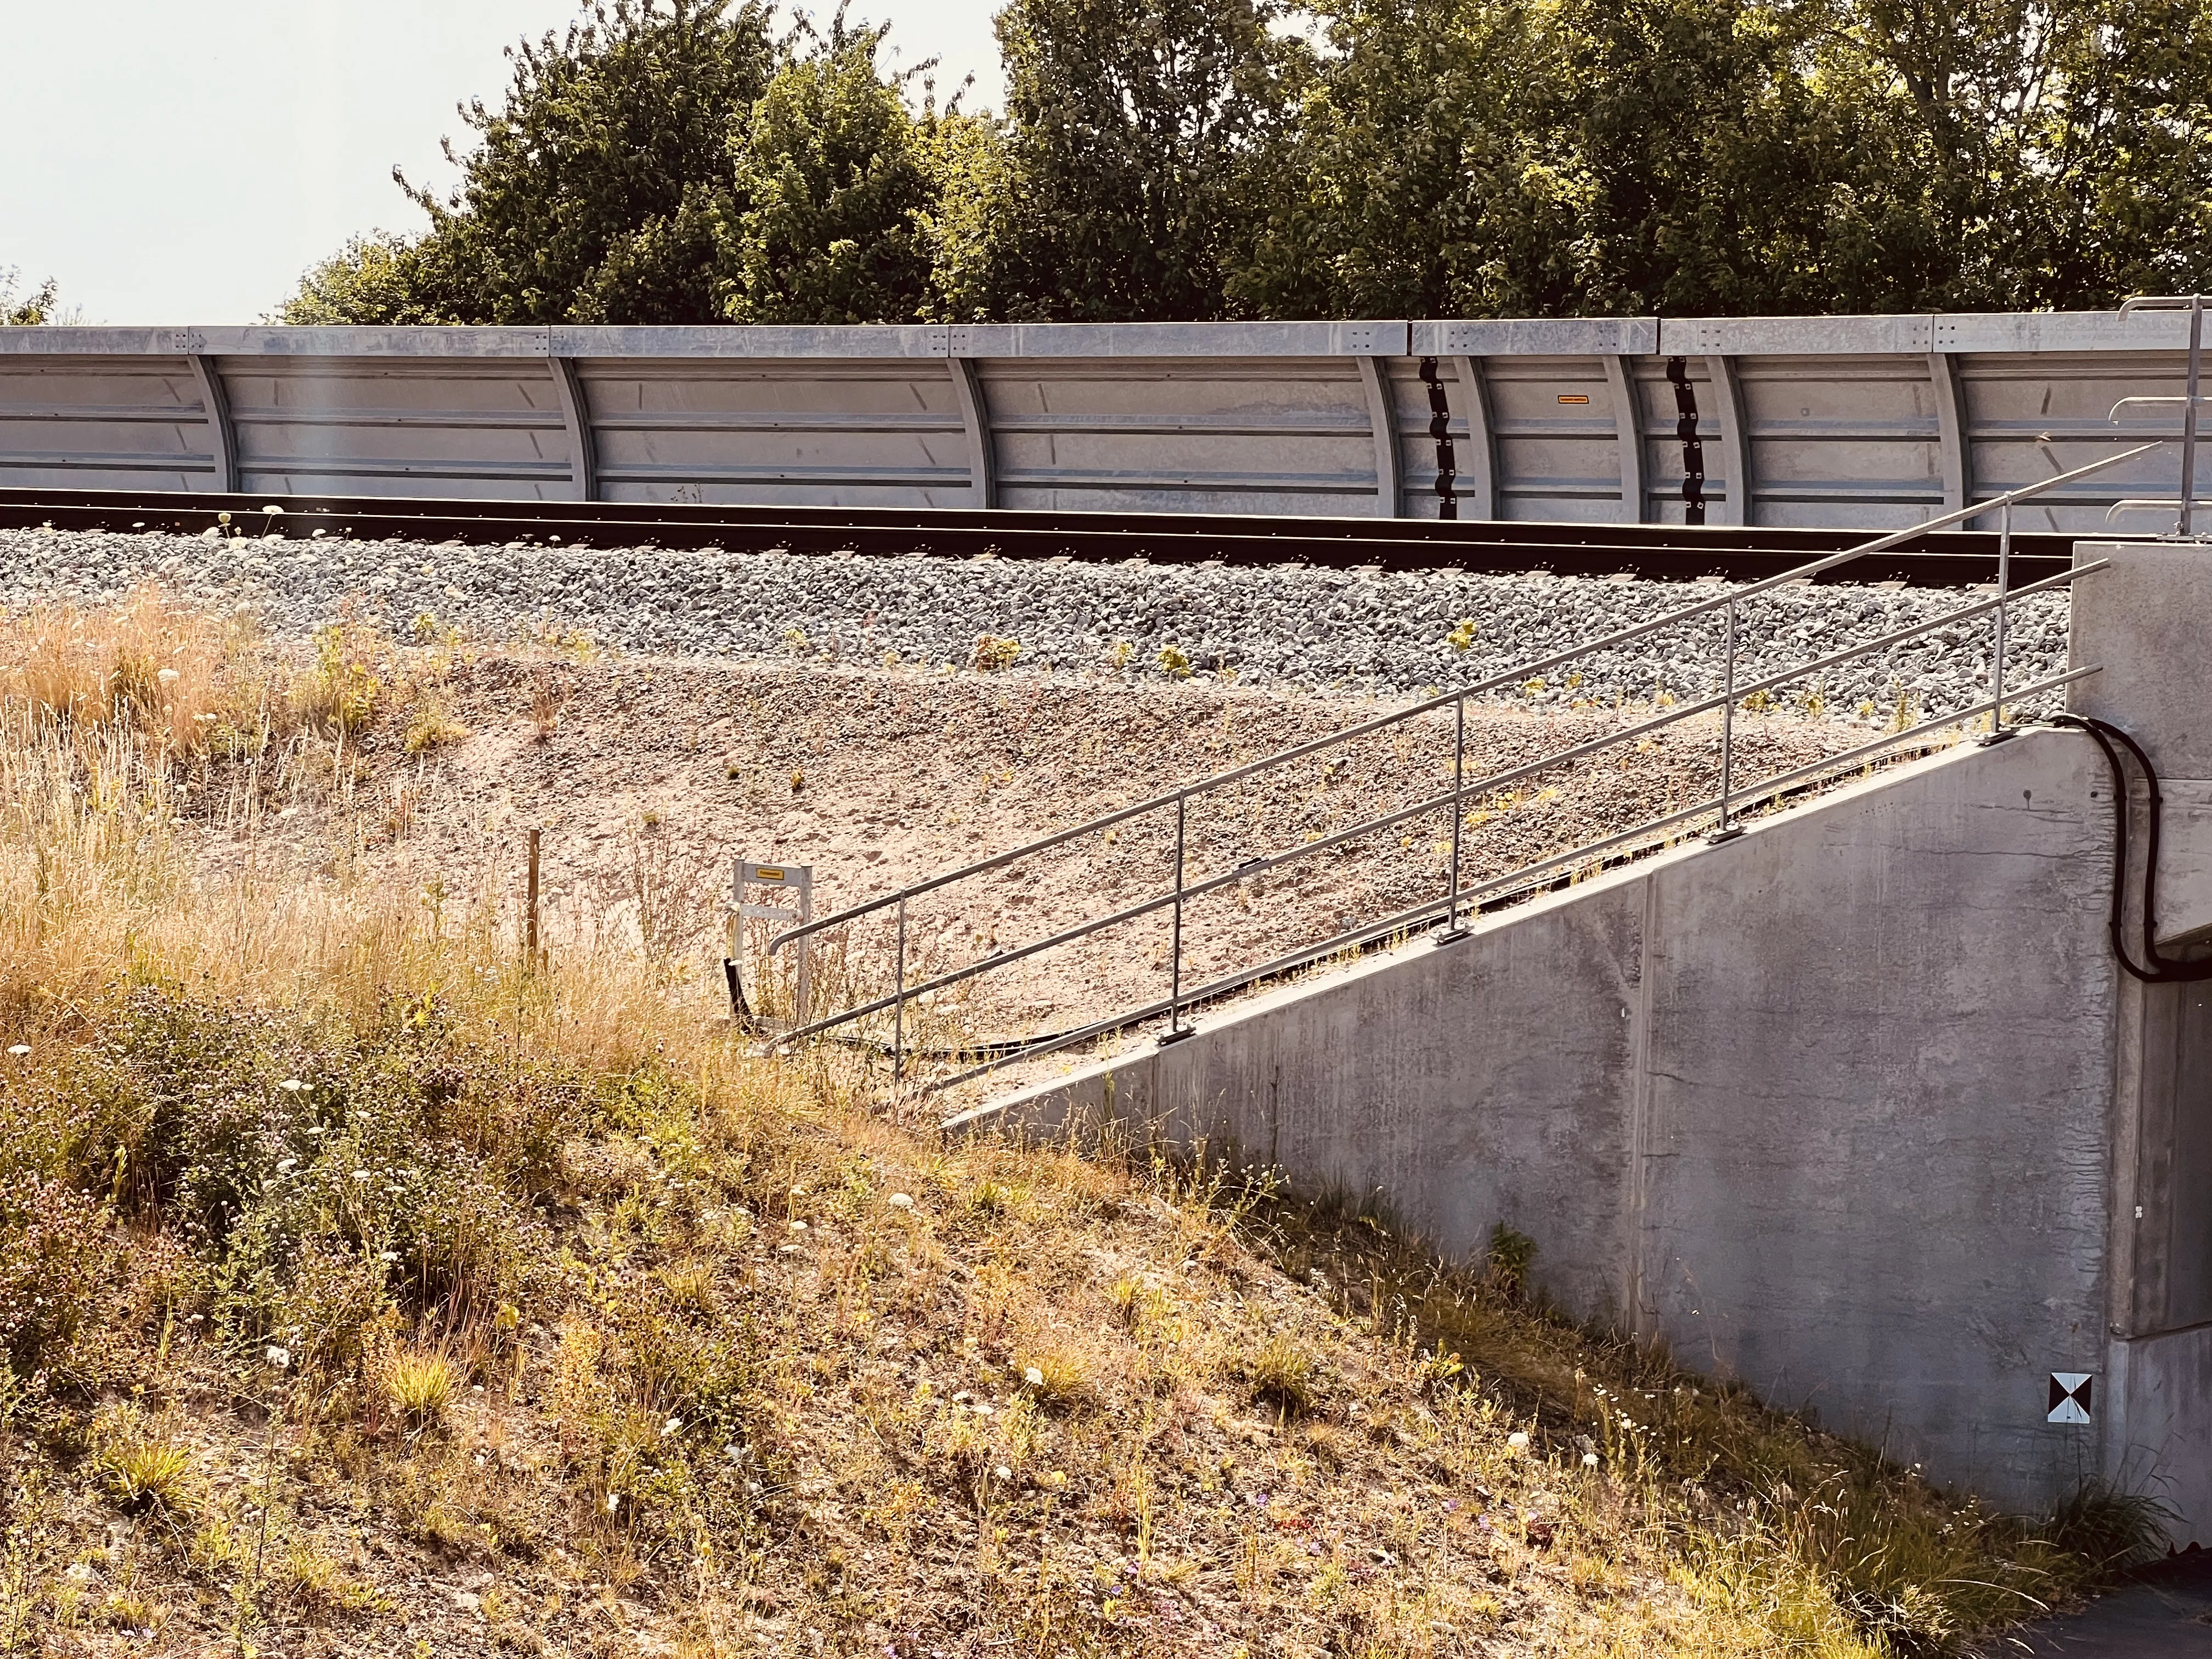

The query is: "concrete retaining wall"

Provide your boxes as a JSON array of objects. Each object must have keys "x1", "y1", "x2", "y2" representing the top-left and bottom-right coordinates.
[{"x1": 978, "y1": 731, "x2": 2147, "y2": 1521}]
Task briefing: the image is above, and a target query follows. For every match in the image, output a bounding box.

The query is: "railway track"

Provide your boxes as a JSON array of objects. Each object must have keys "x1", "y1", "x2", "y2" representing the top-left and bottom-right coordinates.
[{"x1": 0, "y1": 485, "x2": 2089, "y2": 586}]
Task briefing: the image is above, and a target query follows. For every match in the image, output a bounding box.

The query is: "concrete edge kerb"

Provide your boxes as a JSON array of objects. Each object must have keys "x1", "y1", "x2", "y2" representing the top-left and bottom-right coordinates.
[{"x1": 939, "y1": 728, "x2": 2029, "y2": 1138}]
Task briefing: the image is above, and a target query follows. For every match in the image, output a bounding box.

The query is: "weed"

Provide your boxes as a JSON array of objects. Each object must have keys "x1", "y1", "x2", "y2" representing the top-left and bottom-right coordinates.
[
  {"x1": 298, "y1": 622, "x2": 384, "y2": 734},
  {"x1": 389, "y1": 1349, "x2": 458, "y2": 1429},
  {"x1": 0, "y1": 1175, "x2": 115, "y2": 1377},
  {"x1": 971, "y1": 635, "x2": 1020, "y2": 673},
  {"x1": 1246, "y1": 1331, "x2": 1318, "y2": 1417},
  {"x1": 1446, "y1": 618, "x2": 1477, "y2": 652},
  {"x1": 98, "y1": 1430, "x2": 198, "y2": 1517},
  {"x1": 1015, "y1": 1346, "x2": 1092, "y2": 1412},
  {"x1": 1157, "y1": 644, "x2": 1193, "y2": 680},
  {"x1": 278, "y1": 1536, "x2": 377, "y2": 1614},
  {"x1": 529, "y1": 670, "x2": 572, "y2": 740},
  {"x1": 1486, "y1": 1223, "x2": 1536, "y2": 1300},
  {"x1": 402, "y1": 700, "x2": 468, "y2": 754}
]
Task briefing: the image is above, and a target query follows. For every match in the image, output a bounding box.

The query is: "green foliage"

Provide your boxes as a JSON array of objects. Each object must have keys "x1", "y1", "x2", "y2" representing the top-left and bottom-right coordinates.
[
  {"x1": 55, "y1": 986, "x2": 580, "y2": 1362},
  {"x1": 957, "y1": 0, "x2": 1306, "y2": 321},
  {"x1": 283, "y1": 0, "x2": 2212, "y2": 326},
  {"x1": 98, "y1": 1429, "x2": 199, "y2": 1517},
  {"x1": 280, "y1": 235, "x2": 461, "y2": 328},
  {"x1": 279, "y1": 0, "x2": 776, "y2": 326},
  {"x1": 719, "y1": 14, "x2": 951, "y2": 323},
  {"x1": 0, "y1": 1172, "x2": 115, "y2": 1379},
  {"x1": 1485, "y1": 1221, "x2": 1534, "y2": 1299},
  {"x1": 0, "y1": 268, "x2": 60, "y2": 327},
  {"x1": 1231, "y1": 0, "x2": 2212, "y2": 317}
]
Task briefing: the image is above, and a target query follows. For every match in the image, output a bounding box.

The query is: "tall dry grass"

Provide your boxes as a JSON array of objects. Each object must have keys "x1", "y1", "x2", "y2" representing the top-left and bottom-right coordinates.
[
  {"x1": 0, "y1": 595, "x2": 2160, "y2": 1658},
  {"x1": 0, "y1": 593, "x2": 705, "y2": 1071}
]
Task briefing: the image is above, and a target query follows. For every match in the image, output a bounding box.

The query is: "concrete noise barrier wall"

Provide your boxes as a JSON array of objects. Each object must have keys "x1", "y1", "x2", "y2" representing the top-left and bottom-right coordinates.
[{"x1": 0, "y1": 312, "x2": 2202, "y2": 533}]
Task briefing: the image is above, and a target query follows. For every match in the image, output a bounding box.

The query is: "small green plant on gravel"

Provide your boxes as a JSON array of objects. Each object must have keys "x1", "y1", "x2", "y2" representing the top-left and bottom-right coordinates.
[
  {"x1": 400, "y1": 699, "x2": 467, "y2": 754},
  {"x1": 1106, "y1": 639, "x2": 1134, "y2": 669},
  {"x1": 1157, "y1": 643, "x2": 1192, "y2": 679},
  {"x1": 1447, "y1": 618, "x2": 1477, "y2": 651},
  {"x1": 971, "y1": 634, "x2": 1020, "y2": 672}
]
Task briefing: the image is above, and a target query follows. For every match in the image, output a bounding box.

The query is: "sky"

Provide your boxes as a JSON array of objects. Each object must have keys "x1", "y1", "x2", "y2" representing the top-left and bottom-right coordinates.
[{"x1": 0, "y1": 0, "x2": 1005, "y2": 326}]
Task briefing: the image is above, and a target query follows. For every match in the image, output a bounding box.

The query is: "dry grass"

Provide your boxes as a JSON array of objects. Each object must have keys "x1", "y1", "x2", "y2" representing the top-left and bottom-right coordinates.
[{"x1": 0, "y1": 596, "x2": 2157, "y2": 1658}]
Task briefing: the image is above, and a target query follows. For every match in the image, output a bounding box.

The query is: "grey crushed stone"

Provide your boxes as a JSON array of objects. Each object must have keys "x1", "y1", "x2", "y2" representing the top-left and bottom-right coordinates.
[{"x1": 1, "y1": 526, "x2": 2067, "y2": 715}]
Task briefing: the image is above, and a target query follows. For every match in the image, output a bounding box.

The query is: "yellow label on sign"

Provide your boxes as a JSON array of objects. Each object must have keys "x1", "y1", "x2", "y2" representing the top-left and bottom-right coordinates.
[
  {"x1": 755, "y1": 868, "x2": 785, "y2": 882},
  {"x1": 1558, "y1": 393, "x2": 1590, "y2": 404}
]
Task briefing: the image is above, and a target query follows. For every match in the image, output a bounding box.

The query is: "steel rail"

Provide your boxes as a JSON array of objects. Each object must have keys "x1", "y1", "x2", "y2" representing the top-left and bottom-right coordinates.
[
  {"x1": 0, "y1": 484, "x2": 2087, "y2": 582},
  {"x1": 769, "y1": 443, "x2": 2153, "y2": 956},
  {"x1": 927, "y1": 662, "x2": 2102, "y2": 1101}
]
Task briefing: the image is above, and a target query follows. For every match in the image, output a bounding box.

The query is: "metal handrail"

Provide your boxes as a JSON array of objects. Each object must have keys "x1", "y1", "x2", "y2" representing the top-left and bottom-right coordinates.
[
  {"x1": 2117, "y1": 295, "x2": 2204, "y2": 534},
  {"x1": 932, "y1": 659, "x2": 2103, "y2": 1103},
  {"x1": 769, "y1": 444, "x2": 2153, "y2": 954},
  {"x1": 767, "y1": 557, "x2": 2104, "y2": 1048},
  {"x1": 763, "y1": 443, "x2": 2157, "y2": 1083}
]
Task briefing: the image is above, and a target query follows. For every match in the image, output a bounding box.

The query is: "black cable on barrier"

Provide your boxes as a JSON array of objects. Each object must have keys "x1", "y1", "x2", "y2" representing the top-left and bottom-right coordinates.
[
  {"x1": 1666, "y1": 358, "x2": 1706, "y2": 526},
  {"x1": 2053, "y1": 714, "x2": 2212, "y2": 982},
  {"x1": 1418, "y1": 358, "x2": 1458, "y2": 521}
]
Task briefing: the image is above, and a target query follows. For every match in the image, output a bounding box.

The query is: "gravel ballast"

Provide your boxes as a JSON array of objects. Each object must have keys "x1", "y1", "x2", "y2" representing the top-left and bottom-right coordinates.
[{"x1": 2, "y1": 525, "x2": 2068, "y2": 715}]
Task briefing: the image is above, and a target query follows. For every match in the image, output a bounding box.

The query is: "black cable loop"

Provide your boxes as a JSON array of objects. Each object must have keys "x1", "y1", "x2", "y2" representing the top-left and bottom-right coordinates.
[{"x1": 2052, "y1": 714, "x2": 2212, "y2": 982}]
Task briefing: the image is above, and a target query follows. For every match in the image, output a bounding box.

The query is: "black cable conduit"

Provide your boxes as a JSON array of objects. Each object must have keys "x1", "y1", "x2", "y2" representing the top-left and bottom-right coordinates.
[{"x1": 2053, "y1": 714, "x2": 2212, "y2": 983}]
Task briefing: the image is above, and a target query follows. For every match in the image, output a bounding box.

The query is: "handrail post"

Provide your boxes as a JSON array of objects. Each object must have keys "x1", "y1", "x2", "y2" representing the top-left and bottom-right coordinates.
[
  {"x1": 1711, "y1": 596, "x2": 1742, "y2": 842},
  {"x1": 1162, "y1": 794, "x2": 1194, "y2": 1045},
  {"x1": 1983, "y1": 499, "x2": 2015, "y2": 744},
  {"x1": 2183, "y1": 295, "x2": 2203, "y2": 538},
  {"x1": 1436, "y1": 692, "x2": 1470, "y2": 944},
  {"x1": 891, "y1": 895, "x2": 907, "y2": 1090}
]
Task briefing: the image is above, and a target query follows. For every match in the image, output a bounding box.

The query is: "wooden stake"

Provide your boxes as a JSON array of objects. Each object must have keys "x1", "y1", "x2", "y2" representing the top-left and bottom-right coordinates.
[{"x1": 526, "y1": 828, "x2": 541, "y2": 969}]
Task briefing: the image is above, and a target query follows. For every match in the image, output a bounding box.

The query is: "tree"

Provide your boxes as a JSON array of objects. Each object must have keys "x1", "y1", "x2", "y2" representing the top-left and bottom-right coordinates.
[
  {"x1": 947, "y1": 0, "x2": 1310, "y2": 321},
  {"x1": 1, "y1": 269, "x2": 61, "y2": 326},
  {"x1": 281, "y1": 0, "x2": 2209, "y2": 325},
  {"x1": 279, "y1": 0, "x2": 774, "y2": 325},
  {"x1": 715, "y1": 15, "x2": 952, "y2": 323},
  {"x1": 1227, "y1": 0, "x2": 2212, "y2": 319}
]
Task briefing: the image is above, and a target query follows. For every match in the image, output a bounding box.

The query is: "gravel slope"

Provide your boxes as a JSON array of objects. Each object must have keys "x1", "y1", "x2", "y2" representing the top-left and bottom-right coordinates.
[{"x1": 3, "y1": 525, "x2": 2067, "y2": 715}]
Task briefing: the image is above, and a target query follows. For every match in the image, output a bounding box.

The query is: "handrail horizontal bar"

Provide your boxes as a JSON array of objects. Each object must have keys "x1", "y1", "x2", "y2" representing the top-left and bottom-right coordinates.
[
  {"x1": 770, "y1": 444, "x2": 2155, "y2": 952},
  {"x1": 769, "y1": 886, "x2": 1181, "y2": 1046},
  {"x1": 927, "y1": 662, "x2": 2102, "y2": 1100},
  {"x1": 771, "y1": 557, "x2": 2105, "y2": 1043}
]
